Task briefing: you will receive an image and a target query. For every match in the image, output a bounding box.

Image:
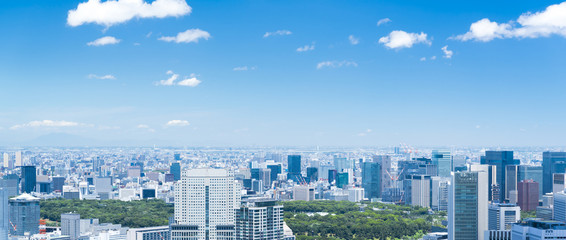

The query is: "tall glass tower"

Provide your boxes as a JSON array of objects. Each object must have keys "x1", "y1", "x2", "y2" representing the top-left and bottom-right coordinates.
[
  {"x1": 432, "y1": 150, "x2": 452, "y2": 178},
  {"x1": 543, "y1": 152, "x2": 566, "y2": 195},
  {"x1": 448, "y1": 170, "x2": 488, "y2": 240},
  {"x1": 480, "y1": 151, "x2": 519, "y2": 203}
]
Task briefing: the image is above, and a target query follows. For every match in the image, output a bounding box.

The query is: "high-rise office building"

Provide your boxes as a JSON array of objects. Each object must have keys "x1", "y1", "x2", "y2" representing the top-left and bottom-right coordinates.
[
  {"x1": 173, "y1": 169, "x2": 241, "y2": 240},
  {"x1": 362, "y1": 161, "x2": 382, "y2": 200},
  {"x1": 306, "y1": 167, "x2": 318, "y2": 183},
  {"x1": 517, "y1": 165, "x2": 543, "y2": 198},
  {"x1": 3, "y1": 153, "x2": 11, "y2": 169},
  {"x1": 431, "y1": 177, "x2": 449, "y2": 211},
  {"x1": 372, "y1": 155, "x2": 392, "y2": 191},
  {"x1": 505, "y1": 165, "x2": 519, "y2": 202},
  {"x1": 336, "y1": 172, "x2": 349, "y2": 188},
  {"x1": 21, "y1": 165, "x2": 36, "y2": 193},
  {"x1": 266, "y1": 164, "x2": 282, "y2": 183},
  {"x1": 554, "y1": 191, "x2": 566, "y2": 222},
  {"x1": 512, "y1": 219, "x2": 566, "y2": 240},
  {"x1": 9, "y1": 193, "x2": 40, "y2": 236},
  {"x1": 328, "y1": 169, "x2": 337, "y2": 185},
  {"x1": 287, "y1": 155, "x2": 301, "y2": 183},
  {"x1": 170, "y1": 162, "x2": 181, "y2": 181},
  {"x1": 403, "y1": 175, "x2": 431, "y2": 208},
  {"x1": 61, "y1": 213, "x2": 81, "y2": 240},
  {"x1": 333, "y1": 157, "x2": 351, "y2": 172},
  {"x1": 488, "y1": 203, "x2": 520, "y2": 230},
  {"x1": 293, "y1": 186, "x2": 315, "y2": 201},
  {"x1": 0, "y1": 187, "x2": 8, "y2": 240},
  {"x1": 432, "y1": 150, "x2": 452, "y2": 178},
  {"x1": 448, "y1": 170, "x2": 488, "y2": 240},
  {"x1": 543, "y1": 152, "x2": 566, "y2": 196},
  {"x1": 236, "y1": 198, "x2": 284, "y2": 240},
  {"x1": 553, "y1": 173, "x2": 566, "y2": 194},
  {"x1": 481, "y1": 151, "x2": 519, "y2": 203},
  {"x1": 517, "y1": 180, "x2": 539, "y2": 212}
]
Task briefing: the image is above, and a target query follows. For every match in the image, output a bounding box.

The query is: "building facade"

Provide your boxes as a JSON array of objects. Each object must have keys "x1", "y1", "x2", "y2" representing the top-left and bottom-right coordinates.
[
  {"x1": 448, "y1": 171, "x2": 488, "y2": 240},
  {"x1": 236, "y1": 198, "x2": 283, "y2": 240},
  {"x1": 9, "y1": 193, "x2": 41, "y2": 236}
]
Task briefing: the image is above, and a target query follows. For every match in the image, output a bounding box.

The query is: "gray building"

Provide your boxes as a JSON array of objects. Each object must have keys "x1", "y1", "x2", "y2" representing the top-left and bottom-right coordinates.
[
  {"x1": 9, "y1": 193, "x2": 40, "y2": 236},
  {"x1": 127, "y1": 226, "x2": 170, "y2": 240},
  {"x1": 236, "y1": 198, "x2": 284, "y2": 240},
  {"x1": 62, "y1": 213, "x2": 81, "y2": 240},
  {"x1": 0, "y1": 187, "x2": 9, "y2": 240}
]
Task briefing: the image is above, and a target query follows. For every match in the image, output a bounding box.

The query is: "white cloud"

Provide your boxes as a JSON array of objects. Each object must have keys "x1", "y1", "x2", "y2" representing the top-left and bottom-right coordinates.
[
  {"x1": 455, "y1": 2, "x2": 566, "y2": 41},
  {"x1": 177, "y1": 76, "x2": 201, "y2": 87},
  {"x1": 316, "y1": 60, "x2": 358, "y2": 70},
  {"x1": 263, "y1": 30, "x2": 292, "y2": 38},
  {"x1": 137, "y1": 124, "x2": 155, "y2": 132},
  {"x1": 420, "y1": 57, "x2": 427, "y2": 61},
  {"x1": 233, "y1": 66, "x2": 256, "y2": 71},
  {"x1": 156, "y1": 71, "x2": 201, "y2": 87},
  {"x1": 296, "y1": 43, "x2": 315, "y2": 52},
  {"x1": 166, "y1": 120, "x2": 190, "y2": 127},
  {"x1": 377, "y1": 18, "x2": 391, "y2": 26},
  {"x1": 441, "y1": 45, "x2": 453, "y2": 59},
  {"x1": 87, "y1": 36, "x2": 121, "y2": 46},
  {"x1": 10, "y1": 120, "x2": 82, "y2": 130},
  {"x1": 348, "y1": 35, "x2": 359, "y2": 45},
  {"x1": 379, "y1": 31, "x2": 431, "y2": 49},
  {"x1": 159, "y1": 29, "x2": 210, "y2": 43},
  {"x1": 430, "y1": 56, "x2": 437, "y2": 60},
  {"x1": 88, "y1": 74, "x2": 116, "y2": 80},
  {"x1": 357, "y1": 129, "x2": 373, "y2": 137},
  {"x1": 67, "y1": 0, "x2": 192, "y2": 27}
]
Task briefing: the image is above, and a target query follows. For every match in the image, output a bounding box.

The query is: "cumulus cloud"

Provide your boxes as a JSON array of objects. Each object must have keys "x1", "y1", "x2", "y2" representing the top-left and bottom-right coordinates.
[
  {"x1": 316, "y1": 60, "x2": 358, "y2": 69},
  {"x1": 263, "y1": 30, "x2": 292, "y2": 38},
  {"x1": 88, "y1": 74, "x2": 116, "y2": 80},
  {"x1": 158, "y1": 29, "x2": 210, "y2": 43},
  {"x1": 166, "y1": 120, "x2": 190, "y2": 127},
  {"x1": 348, "y1": 35, "x2": 359, "y2": 45},
  {"x1": 296, "y1": 43, "x2": 315, "y2": 52},
  {"x1": 455, "y1": 2, "x2": 566, "y2": 41},
  {"x1": 87, "y1": 36, "x2": 120, "y2": 46},
  {"x1": 379, "y1": 31, "x2": 431, "y2": 49},
  {"x1": 441, "y1": 45, "x2": 453, "y2": 59},
  {"x1": 137, "y1": 124, "x2": 155, "y2": 132},
  {"x1": 67, "y1": 0, "x2": 192, "y2": 27},
  {"x1": 156, "y1": 71, "x2": 201, "y2": 87},
  {"x1": 420, "y1": 57, "x2": 427, "y2": 61},
  {"x1": 377, "y1": 18, "x2": 391, "y2": 26},
  {"x1": 10, "y1": 120, "x2": 82, "y2": 130}
]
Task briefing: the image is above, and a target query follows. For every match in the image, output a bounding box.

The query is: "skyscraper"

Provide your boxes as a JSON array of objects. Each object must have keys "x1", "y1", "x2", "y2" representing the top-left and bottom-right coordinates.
[
  {"x1": 480, "y1": 151, "x2": 519, "y2": 203},
  {"x1": 362, "y1": 161, "x2": 382, "y2": 200},
  {"x1": 9, "y1": 193, "x2": 40, "y2": 236},
  {"x1": 448, "y1": 170, "x2": 488, "y2": 240},
  {"x1": 170, "y1": 162, "x2": 181, "y2": 181},
  {"x1": 432, "y1": 150, "x2": 452, "y2": 178},
  {"x1": 372, "y1": 155, "x2": 392, "y2": 191},
  {"x1": 15, "y1": 151, "x2": 22, "y2": 167},
  {"x1": 406, "y1": 175, "x2": 431, "y2": 208},
  {"x1": 336, "y1": 172, "x2": 349, "y2": 188},
  {"x1": 0, "y1": 187, "x2": 8, "y2": 240},
  {"x1": 488, "y1": 203, "x2": 520, "y2": 230},
  {"x1": 431, "y1": 177, "x2": 449, "y2": 211},
  {"x1": 506, "y1": 165, "x2": 519, "y2": 202},
  {"x1": 517, "y1": 180, "x2": 539, "y2": 212},
  {"x1": 3, "y1": 153, "x2": 11, "y2": 169},
  {"x1": 287, "y1": 155, "x2": 301, "y2": 183},
  {"x1": 518, "y1": 165, "x2": 543, "y2": 198},
  {"x1": 21, "y1": 165, "x2": 36, "y2": 193},
  {"x1": 173, "y1": 169, "x2": 241, "y2": 240},
  {"x1": 61, "y1": 213, "x2": 81, "y2": 240},
  {"x1": 543, "y1": 152, "x2": 566, "y2": 195},
  {"x1": 306, "y1": 167, "x2": 318, "y2": 183},
  {"x1": 266, "y1": 163, "x2": 282, "y2": 182},
  {"x1": 236, "y1": 197, "x2": 284, "y2": 240}
]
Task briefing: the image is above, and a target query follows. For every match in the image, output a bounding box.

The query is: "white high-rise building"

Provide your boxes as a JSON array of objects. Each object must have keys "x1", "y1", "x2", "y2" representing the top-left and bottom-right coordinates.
[
  {"x1": 61, "y1": 213, "x2": 81, "y2": 240},
  {"x1": 431, "y1": 177, "x2": 449, "y2": 211},
  {"x1": 3, "y1": 153, "x2": 11, "y2": 169},
  {"x1": 15, "y1": 151, "x2": 22, "y2": 167},
  {"x1": 488, "y1": 203, "x2": 520, "y2": 231},
  {"x1": 173, "y1": 169, "x2": 241, "y2": 240},
  {"x1": 553, "y1": 191, "x2": 566, "y2": 222},
  {"x1": 448, "y1": 170, "x2": 488, "y2": 240}
]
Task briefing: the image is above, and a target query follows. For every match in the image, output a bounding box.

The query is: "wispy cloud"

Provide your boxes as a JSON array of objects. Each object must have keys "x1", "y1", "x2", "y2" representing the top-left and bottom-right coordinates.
[
  {"x1": 10, "y1": 120, "x2": 85, "y2": 130},
  {"x1": 296, "y1": 43, "x2": 315, "y2": 52},
  {"x1": 166, "y1": 120, "x2": 190, "y2": 127},
  {"x1": 348, "y1": 35, "x2": 359, "y2": 45},
  {"x1": 454, "y1": 2, "x2": 566, "y2": 42},
  {"x1": 316, "y1": 60, "x2": 358, "y2": 70},
  {"x1": 88, "y1": 74, "x2": 116, "y2": 80},
  {"x1": 87, "y1": 36, "x2": 120, "y2": 46},
  {"x1": 137, "y1": 124, "x2": 155, "y2": 132},
  {"x1": 233, "y1": 66, "x2": 256, "y2": 71},
  {"x1": 377, "y1": 18, "x2": 391, "y2": 26},
  {"x1": 263, "y1": 30, "x2": 292, "y2": 38},
  {"x1": 159, "y1": 29, "x2": 210, "y2": 43},
  {"x1": 67, "y1": 0, "x2": 192, "y2": 27},
  {"x1": 156, "y1": 71, "x2": 201, "y2": 87},
  {"x1": 357, "y1": 129, "x2": 372, "y2": 137},
  {"x1": 379, "y1": 30, "x2": 431, "y2": 49},
  {"x1": 441, "y1": 45, "x2": 453, "y2": 59}
]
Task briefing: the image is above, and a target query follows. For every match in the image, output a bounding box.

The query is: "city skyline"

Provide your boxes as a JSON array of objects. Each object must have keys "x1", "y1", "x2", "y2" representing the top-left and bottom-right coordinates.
[{"x1": 2, "y1": 0, "x2": 566, "y2": 146}]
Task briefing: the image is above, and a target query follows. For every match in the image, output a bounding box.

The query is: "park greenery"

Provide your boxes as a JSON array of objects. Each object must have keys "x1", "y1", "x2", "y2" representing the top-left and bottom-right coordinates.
[
  {"x1": 40, "y1": 198, "x2": 174, "y2": 228},
  {"x1": 283, "y1": 201, "x2": 445, "y2": 240}
]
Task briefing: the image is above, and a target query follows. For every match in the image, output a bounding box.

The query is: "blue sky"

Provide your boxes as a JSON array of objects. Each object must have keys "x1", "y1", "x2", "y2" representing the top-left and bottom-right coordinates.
[{"x1": 1, "y1": 0, "x2": 566, "y2": 146}]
